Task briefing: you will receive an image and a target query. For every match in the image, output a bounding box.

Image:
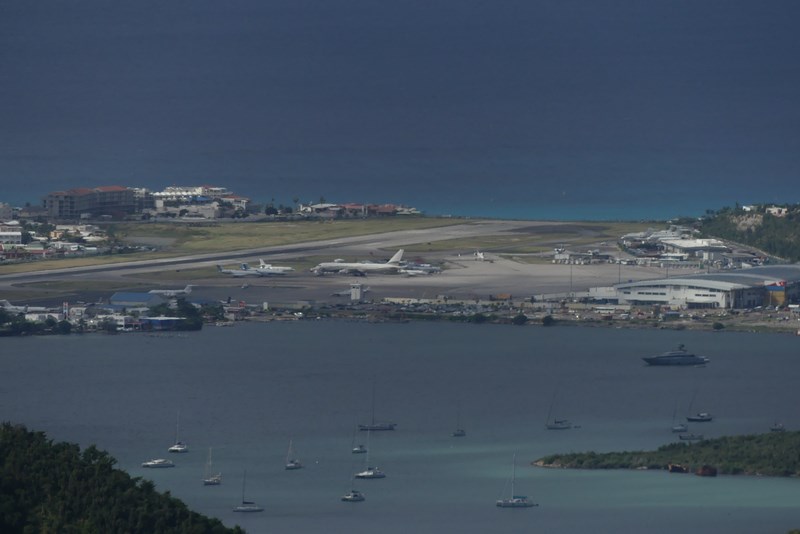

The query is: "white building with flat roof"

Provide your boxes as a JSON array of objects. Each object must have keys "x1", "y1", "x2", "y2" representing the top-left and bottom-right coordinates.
[{"x1": 610, "y1": 265, "x2": 800, "y2": 309}]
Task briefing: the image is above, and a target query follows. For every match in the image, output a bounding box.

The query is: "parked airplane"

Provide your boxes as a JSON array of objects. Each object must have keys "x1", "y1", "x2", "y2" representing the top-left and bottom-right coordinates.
[
  {"x1": 399, "y1": 261, "x2": 441, "y2": 275},
  {"x1": 217, "y1": 264, "x2": 264, "y2": 277},
  {"x1": 0, "y1": 300, "x2": 52, "y2": 313},
  {"x1": 473, "y1": 250, "x2": 493, "y2": 263},
  {"x1": 311, "y1": 249, "x2": 404, "y2": 276},
  {"x1": 257, "y1": 259, "x2": 294, "y2": 275},
  {"x1": 148, "y1": 285, "x2": 193, "y2": 297}
]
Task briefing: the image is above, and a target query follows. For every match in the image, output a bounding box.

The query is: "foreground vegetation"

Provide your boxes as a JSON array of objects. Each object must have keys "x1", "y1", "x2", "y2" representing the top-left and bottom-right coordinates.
[
  {"x1": 536, "y1": 431, "x2": 800, "y2": 476},
  {"x1": 0, "y1": 423, "x2": 243, "y2": 533}
]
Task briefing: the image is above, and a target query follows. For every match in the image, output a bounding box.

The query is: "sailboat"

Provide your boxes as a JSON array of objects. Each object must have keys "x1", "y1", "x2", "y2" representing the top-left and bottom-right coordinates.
[
  {"x1": 285, "y1": 439, "x2": 303, "y2": 470},
  {"x1": 202, "y1": 447, "x2": 222, "y2": 486},
  {"x1": 496, "y1": 454, "x2": 537, "y2": 508},
  {"x1": 355, "y1": 431, "x2": 385, "y2": 479},
  {"x1": 351, "y1": 426, "x2": 367, "y2": 454},
  {"x1": 167, "y1": 411, "x2": 188, "y2": 453},
  {"x1": 341, "y1": 471, "x2": 366, "y2": 502},
  {"x1": 452, "y1": 402, "x2": 466, "y2": 437},
  {"x1": 671, "y1": 401, "x2": 688, "y2": 433},
  {"x1": 685, "y1": 389, "x2": 713, "y2": 422},
  {"x1": 544, "y1": 391, "x2": 572, "y2": 430},
  {"x1": 358, "y1": 379, "x2": 396, "y2": 431},
  {"x1": 232, "y1": 471, "x2": 263, "y2": 512}
]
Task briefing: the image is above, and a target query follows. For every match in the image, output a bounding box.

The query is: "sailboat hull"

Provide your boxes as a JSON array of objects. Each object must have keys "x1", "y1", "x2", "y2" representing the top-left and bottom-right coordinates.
[
  {"x1": 496, "y1": 498, "x2": 537, "y2": 508},
  {"x1": 233, "y1": 504, "x2": 264, "y2": 512},
  {"x1": 358, "y1": 423, "x2": 396, "y2": 431}
]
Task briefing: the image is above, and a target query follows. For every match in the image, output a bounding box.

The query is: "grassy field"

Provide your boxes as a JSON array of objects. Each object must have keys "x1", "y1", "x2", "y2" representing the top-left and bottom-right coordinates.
[
  {"x1": 399, "y1": 221, "x2": 650, "y2": 254},
  {"x1": 117, "y1": 218, "x2": 461, "y2": 252}
]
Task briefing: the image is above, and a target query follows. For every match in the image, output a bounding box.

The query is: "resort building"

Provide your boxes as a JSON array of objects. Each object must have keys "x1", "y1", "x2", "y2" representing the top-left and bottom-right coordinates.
[{"x1": 43, "y1": 186, "x2": 135, "y2": 219}]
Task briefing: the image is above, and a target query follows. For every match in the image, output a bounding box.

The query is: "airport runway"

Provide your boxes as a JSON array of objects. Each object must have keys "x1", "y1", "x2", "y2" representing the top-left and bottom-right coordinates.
[{"x1": 0, "y1": 220, "x2": 672, "y2": 306}]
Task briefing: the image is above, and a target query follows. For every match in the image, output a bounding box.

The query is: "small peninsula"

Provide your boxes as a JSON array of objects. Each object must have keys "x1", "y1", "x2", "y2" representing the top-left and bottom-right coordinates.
[{"x1": 535, "y1": 431, "x2": 800, "y2": 477}]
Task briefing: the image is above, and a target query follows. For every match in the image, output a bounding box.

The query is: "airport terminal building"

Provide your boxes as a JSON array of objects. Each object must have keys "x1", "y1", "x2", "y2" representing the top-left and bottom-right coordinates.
[{"x1": 609, "y1": 265, "x2": 800, "y2": 309}]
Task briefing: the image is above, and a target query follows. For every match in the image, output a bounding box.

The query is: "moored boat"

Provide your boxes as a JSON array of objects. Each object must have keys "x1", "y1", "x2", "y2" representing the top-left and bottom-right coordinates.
[
  {"x1": 359, "y1": 379, "x2": 396, "y2": 431},
  {"x1": 142, "y1": 458, "x2": 174, "y2": 468},
  {"x1": 668, "y1": 463, "x2": 688, "y2": 473},
  {"x1": 285, "y1": 439, "x2": 303, "y2": 470},
  {"x1": 168, "y1": 411, "x2": 188, "y2": 453},
  {"x1": 545, "y1": 419, "x2": 572, "y2": 430},
  {"x1": 496, "y1": 454, "x2": 538, "y2": 508},
  {"x1": 341, "y1": 489, "x2": 365, "y2": 502},
  {"x1": 642, "y1": 344, "x2": 709, "y2": 366},
  {"x1": 203, "y1": 447, "x2": 222, "y2": 486},
  {"x1": 355, "y1": 466, "x2": 386, "y2": 479},
  {"x1": 686, "y1": 412, "x2": 713, "y2": 422},
  {"x1": 695, "y1": 465, "x2": 718, "y2": 477},
  {"x1": 233, "y1": 471, "x2": 263, "y2": 512}
]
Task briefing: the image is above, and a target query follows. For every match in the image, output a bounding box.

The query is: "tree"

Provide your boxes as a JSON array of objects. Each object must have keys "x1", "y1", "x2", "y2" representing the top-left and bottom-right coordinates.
[{"x1": 56, "y1": 320, "x2": 72, "y2": 335}]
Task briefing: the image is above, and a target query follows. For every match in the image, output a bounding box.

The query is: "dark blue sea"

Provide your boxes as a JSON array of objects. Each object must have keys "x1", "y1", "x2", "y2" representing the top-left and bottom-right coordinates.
[
  {"x1": 2, "y1": 322, "x2": 800, "y2": 533},
  {"x1": 2, "y1": 1, "x2": 800, "y2": 220}
]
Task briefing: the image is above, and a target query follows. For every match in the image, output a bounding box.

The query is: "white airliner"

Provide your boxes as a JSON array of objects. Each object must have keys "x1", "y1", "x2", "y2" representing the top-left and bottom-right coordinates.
[
  {"x1": 257, "y1": 259, "x2": 294, "y2": 275},
  {"x1": 0, "y1": 300, "x2": 53, "y2": 313},
  {"x1": 217, "y1": 264, "x2": 265, "y2": 277},
  {"x1": 148, "y1": 285, "x2": 193, "y2": 297},
  {"x1": 312, "y1": 249, "x2": 405, "y2": 275}
]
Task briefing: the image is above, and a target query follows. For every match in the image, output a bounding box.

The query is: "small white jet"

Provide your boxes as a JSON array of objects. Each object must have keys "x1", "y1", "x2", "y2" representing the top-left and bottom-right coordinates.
[
  {"x1": 148, "y1": 285, "x2": 194, "y2": 297},
  {"x1": 0, "y1": 300, "x2": 52, "y2": 313},
  {"x1": 257, "y1": 259, "x2": 294, "y2": 275},
  {"x1": 311, "y1": 249, "x2": 404, "y2": 276}
]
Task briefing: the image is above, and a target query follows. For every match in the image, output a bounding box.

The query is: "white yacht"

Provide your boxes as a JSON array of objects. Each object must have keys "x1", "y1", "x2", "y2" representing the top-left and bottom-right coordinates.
[
  {"x1": 142, "y1": 458, "x2": 175, "y2": 468},
  {"x1": 642, "y1": 344, "x2": 709, "y2": 366},
  {"x1": 168, "y1": 441, "x2": 188, "y2": 453},
  {"x1": 355, "y1": 466, "x2": 386, "y2": 479}
]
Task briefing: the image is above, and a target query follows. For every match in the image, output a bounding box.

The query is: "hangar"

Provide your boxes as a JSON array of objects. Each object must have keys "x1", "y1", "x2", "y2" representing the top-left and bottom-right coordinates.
[{"x1": 612, "y1": 265, "x2": 800, "y2": 309}]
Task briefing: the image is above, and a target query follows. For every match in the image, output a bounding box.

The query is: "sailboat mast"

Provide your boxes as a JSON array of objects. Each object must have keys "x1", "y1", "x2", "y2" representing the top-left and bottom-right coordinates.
[
  {"x1": 364, "y1": 430, "x2": 371, "y2": 465},
  {"x1": 511, "y1": 453, "x2": 516, "y2": 497},
  {"x1": 371, "y1": 379, "x2": 376, "y2": 425}
]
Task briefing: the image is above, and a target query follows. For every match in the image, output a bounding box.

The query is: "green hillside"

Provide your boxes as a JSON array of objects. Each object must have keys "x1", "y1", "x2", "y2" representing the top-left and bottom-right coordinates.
[{"x1": 0, "y1": 423, "x2": 243, "y2": 534}]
